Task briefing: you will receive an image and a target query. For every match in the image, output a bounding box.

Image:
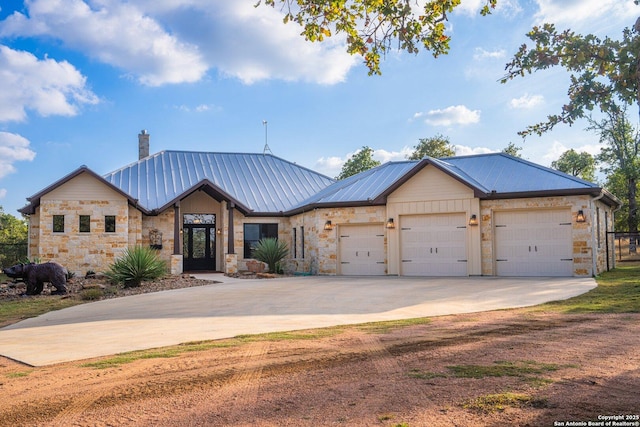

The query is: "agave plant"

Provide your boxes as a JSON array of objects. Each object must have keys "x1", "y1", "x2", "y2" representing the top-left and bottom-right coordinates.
[
  {"x1": 251, "y1": 238, "x2": 289, "y2": 273},
  {"x1": 105, "y1": 246, "x2": 167, "y2": 287}
]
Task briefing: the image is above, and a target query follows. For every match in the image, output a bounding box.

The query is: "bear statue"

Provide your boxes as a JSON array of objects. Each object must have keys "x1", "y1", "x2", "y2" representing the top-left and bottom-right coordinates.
[{"x1": 2, "y1": 262, "x2": 68, "y2": 295}]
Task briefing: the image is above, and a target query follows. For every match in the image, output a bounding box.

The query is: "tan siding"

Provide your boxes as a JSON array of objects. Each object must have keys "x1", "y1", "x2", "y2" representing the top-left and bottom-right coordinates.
[
  {"x1": 388, "y1": 165, "x2": 474, "y2": 203},
  {"x1": 43, "y1": 173, "x2": 124, "y2": 201}
]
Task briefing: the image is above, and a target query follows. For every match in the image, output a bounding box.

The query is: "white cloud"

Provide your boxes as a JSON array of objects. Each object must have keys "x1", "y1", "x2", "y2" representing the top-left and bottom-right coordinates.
[
  {"x1": 533, "y1": 0, "x2": 637, "y2": 30},
  {"x1": 0, "y1": 45, "x2": 98, "y2": 122},
  {"x1": 510, "y1": 93, "x2": 544, "y2": 109},
  {"x1": 0, "y1": 0, "x2": 358, "y2": 86},
  {"x1": 473, "y1": 47, "x2": 506, "y2": 60},
  {"x1": 420, "y1": 105, "x2": 481, "y2": 127},
  {"x1": 455, "y1": 0, "x2": 523, "y2": 17},
  {"x1": 315, "y1": 147, "x2": 412, "y2": 177},
  {"x1": 454, "y1": 145, "x2": 497, "y2": 156},
  {"x1": 0, "y1": 132, "x2": 36, "y2": 179},
  {"x1": 0, "y1": 0, "x2": 207, "y2": 86},
  {"x1": 542, "y1": 140, "x2": 603, "y2": 164},
  {"x1": 0, "y1": 188, "x2": 6, "y2": 200}
]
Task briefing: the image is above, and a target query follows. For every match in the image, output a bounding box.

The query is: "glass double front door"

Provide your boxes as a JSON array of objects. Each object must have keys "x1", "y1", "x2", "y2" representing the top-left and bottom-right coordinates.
[{"x1": 183, "y1": 214, "x2": 216, "y2": 271}]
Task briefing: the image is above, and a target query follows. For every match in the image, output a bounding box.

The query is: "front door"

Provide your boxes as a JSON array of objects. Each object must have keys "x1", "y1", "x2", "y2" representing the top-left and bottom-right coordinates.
[{"x1": 183, "y1": 214, "x2": 216, "y2": 271}]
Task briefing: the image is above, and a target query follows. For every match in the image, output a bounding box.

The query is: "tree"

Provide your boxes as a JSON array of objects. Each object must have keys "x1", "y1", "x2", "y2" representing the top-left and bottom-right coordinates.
[
  {"x1": 501, "y1": 19, "x2": 640, "y2": 136},
  {"x1": 336, "y1": 146, "x2": 381, "y2": 180},
  {"x1": 257, "y1": 0, "x2": 497, "y2": 75},
  {"x1": 591, "y1": 106, "x2": 640, "y2": 235},
  {"x1": 502, "y1": 142, "x2": 522, "y2": 157},
  {"x1": 551, "y1": 149, "x2": 597, "y2": 182},
  {"x1": 0, "y1": 207, "x2": 28, "y2": 267},
  {"x1": 407, "y1": 134, "x2": 455, "y2": 160}
]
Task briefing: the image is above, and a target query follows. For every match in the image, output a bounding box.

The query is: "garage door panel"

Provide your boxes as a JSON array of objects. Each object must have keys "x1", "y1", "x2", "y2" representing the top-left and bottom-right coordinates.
[
  {"x1": 400, "y1": 213, "x2": 468, "y2": 277},
  {"x1": 495, "y1": 210, "x2": 573, "y2": 277},
  {"x1": 339, "y1": 224, "x2": 386, "y2": 275}
]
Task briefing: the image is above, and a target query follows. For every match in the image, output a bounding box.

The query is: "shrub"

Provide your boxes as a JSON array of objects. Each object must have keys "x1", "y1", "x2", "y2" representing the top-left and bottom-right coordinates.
[
  {"x1": 105, "y1": 246, "x2": 167, "y2": 288},
  {"x1": 251, "y1": 238, "x2": 288, "y2": 273}
]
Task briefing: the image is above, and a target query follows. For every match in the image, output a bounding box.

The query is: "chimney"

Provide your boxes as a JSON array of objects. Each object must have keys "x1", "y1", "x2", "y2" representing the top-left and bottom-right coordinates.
[{"x1": 138, "y1": 130, "x2": 150, "y2": 160}]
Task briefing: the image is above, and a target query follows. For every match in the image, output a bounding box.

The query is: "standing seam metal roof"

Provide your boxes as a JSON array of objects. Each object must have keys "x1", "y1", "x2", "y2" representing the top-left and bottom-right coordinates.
[{"x1": 102, "y1": 151, "x2": 335, "y2": 213}]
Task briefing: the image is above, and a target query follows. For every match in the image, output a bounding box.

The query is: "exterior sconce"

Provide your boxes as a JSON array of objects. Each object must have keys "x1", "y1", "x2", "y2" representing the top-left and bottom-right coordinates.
[
  {"x1": 385, "y1": 218, "x2": 395, "y2": 229},
  {"x1": 216, "y1": 228, "x2": 221, "y2": 234},
  {"x1": 324, "y1": 220, "x2": 334, "y2": 231},
  {"x1": 469, "y1": 214, "x2": 479, "y2": 226},
  {"x1": 576, "y1": 210, "x2": 586, "y2": 223}
]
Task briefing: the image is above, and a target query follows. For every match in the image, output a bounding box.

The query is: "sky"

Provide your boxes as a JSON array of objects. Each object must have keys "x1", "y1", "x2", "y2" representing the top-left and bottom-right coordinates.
[{"x1": 0, "y1": 0, "x2": 638, "y2": 216}]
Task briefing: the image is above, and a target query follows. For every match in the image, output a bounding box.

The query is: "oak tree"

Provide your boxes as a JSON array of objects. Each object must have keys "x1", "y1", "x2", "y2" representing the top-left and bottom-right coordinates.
[
  {"x1": 257, "y1": 0, "x2": 497, "y2": 74},
  {"x1": 551, "y1": 149, "x2": 596, "y2": 182},
  {"x1": 336, "y1": 146, "x2": 381, "y2": 179},
  {"x1": 407, "y1": 134, "x2": 455, "y2": 160}
]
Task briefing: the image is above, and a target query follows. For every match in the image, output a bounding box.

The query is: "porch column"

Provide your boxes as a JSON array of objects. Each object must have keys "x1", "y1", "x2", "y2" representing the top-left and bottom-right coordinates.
[
  {"x1": 227, "y1": 202, "x2": 235, "y2": 254},
  {"x1": 173, "y1": 203, "x2": 181, "y2": 255}
]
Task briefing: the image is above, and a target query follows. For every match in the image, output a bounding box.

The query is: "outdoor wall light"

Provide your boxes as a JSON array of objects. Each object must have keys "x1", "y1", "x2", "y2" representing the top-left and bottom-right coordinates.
[
  {"x1": 324, "y1": 220, "x2": 334, "y2": 231},
  {"x1": 216, "y1": 228, "x2": 221, "y2": 234},
  {"x1": 469, "y1": 214, "x2": 479, "y2": 226},
  {"x1": 385, "y1": 218, "x2": 395, "y2": 229},
  {"x1": 576, "y1": 210, "x2": 586, "y2": 223}
]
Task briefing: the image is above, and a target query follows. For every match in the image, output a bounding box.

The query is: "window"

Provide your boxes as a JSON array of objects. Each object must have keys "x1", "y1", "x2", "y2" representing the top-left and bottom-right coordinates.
[
  {"x1": 53, "y1": 215, "x2": 64, "y2": 233},
  {"x1": 292, "y1": 227, "x2": 297, "y2": 258},
  {"x1": 596, "y1": 207, "x2": 601, "y2": 248},
  {"x1": 300, "y1": 226, "x2": 305, "y2": 259},
  {"x1": 79, "y1": 215, "x2": 90, "y2": 233},
  {"x1": 243, "y1": 223, "x2": 278, "y2": 258},
  {"x1": 105, "y1": 215, "x2": 116, "y2": 233}
]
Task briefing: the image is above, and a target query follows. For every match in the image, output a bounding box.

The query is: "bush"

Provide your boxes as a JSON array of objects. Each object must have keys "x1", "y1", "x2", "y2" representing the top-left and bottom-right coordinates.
[
  {"x1": 105, "y1": 246, "x2": 167, "y2": 288},
  {"x1": 251, "y1": 238, "x2": 288, "y2": 273}
]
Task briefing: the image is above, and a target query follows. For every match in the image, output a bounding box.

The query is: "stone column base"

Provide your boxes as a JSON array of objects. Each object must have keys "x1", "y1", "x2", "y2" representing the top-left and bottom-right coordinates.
[
  {"x1": 170, "y1": 255, "x2": 183, "y2": 275},
  {"x1": 225, "y1": 253, "x2": 238, "y2": 275}
]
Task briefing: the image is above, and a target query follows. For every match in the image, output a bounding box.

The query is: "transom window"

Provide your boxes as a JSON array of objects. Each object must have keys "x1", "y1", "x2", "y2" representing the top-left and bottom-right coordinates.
[
  {"x1": 243, "y1": 223, "x2": 278, "y2": 258},
  {"x1": 184, "y1": 214, "x2": 216, "y2": 225}
]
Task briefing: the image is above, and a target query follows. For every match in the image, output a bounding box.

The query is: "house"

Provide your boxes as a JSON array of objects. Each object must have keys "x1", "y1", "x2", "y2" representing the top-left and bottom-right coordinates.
[{"x1": 19, "y1": 131, "x2": 619, "y2": 278}]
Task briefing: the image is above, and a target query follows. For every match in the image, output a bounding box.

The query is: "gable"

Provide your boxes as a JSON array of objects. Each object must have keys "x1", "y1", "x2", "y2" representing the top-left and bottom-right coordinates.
[
  {"x1": 388, "y1": 164, "x2": 474, "y2": 203},
  {"x1": 43, "y1": 172, "x2": 126, "y2": 202}
]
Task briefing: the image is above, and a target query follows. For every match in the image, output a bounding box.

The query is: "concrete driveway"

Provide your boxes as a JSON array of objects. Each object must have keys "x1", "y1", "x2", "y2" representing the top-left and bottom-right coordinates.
[{"x1": 0, "y1": 275, "x2": 596, "y2": 366}]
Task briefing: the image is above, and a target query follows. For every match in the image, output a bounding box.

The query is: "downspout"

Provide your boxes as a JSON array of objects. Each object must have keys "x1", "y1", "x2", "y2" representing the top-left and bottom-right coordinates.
[{"x1": 590, "y1": 192, "x2": 605, "y2": 276}]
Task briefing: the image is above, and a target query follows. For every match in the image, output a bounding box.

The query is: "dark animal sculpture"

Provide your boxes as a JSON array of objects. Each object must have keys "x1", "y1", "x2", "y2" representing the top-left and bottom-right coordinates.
[{"x1": 2, "y1": 262, "x2": 68, "y2": 295}]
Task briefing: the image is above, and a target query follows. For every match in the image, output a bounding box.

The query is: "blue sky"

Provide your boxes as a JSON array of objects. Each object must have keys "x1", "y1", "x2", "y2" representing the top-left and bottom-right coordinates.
[{"x1": 0, "y1": 0, "x2": 637, "y2": 215}]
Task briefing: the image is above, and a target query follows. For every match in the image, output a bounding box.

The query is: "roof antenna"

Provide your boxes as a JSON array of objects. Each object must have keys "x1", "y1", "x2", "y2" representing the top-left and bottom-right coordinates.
[{"x1": 262, "y1": 120, "x2": 273, "y2": 155}]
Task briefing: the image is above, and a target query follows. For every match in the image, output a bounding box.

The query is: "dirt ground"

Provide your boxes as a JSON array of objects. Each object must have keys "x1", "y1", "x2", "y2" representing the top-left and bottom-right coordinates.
[{"x1": 0, "y1": 304, "x2": 638, "y2": 427}]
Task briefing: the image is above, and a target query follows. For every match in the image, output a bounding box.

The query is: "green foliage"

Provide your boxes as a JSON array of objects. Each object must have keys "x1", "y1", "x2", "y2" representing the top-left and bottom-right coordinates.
[
  {"x1": 501, "y1": 142, "x2": 522, "y2": 158},
  {"x1": 447, "y1": 360, "x2": 561, "y2": 379},
  {"x1": 502, "y1": 22, "x2": 640, "y2": 137},
  {"x1": 0, "y1": 207, "x2": 28, "y2": 267},
  {"x1": 80, "y1": 288, "x2": 104, "y2": 301},
  {"x1": 551, "y1": 149, "x2": 597, "y2": 182},
  {"x1": 591, "y1": 107, "x2": 640, "y2": 232},
  {"x1": 463, "y1": 392, "x2": 548, "y2": 413},
  {"x1": 257, "y1": 0, "x2": 497, "y2": 75},
  {"x1": 104, "y1": 246, "x2": 168, "y2": 288},
  {"x1": 407, "y1": 134, "x2": 455, "y2": 160},
  {"x1": 336, "y1": 146, "x2": 381, "y2": 180},
  {"x1": 251, "y1": 237, "x2": 289, "y2": 273}
]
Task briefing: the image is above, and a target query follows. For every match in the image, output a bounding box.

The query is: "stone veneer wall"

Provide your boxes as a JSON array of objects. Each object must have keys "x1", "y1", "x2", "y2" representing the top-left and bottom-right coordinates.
[
  {"x1": 479, "y1": 195, "x2": 605, "y2": 277},
  {"x1": 302, "y1": 206, "x2": 387, "y2": 275},
  {"x1": 140, "y1": 209, "x2": 175, "y2": 268},
  {"x1": 37, "y1": 199, "x2": 130, "y2": 275},
  {"x1": 232, "y1": 212, "x2": 290, "y2": 272},
  {"x1": 27, "y1": 210, "x2": 40, "y2": 260}
]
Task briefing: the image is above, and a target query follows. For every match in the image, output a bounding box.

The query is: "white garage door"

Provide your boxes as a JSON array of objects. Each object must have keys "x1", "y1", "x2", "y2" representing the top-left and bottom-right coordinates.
[
  {"x1": 400, "y1": 213, "x2": 468, "y2": 276},
  {"x1": 494, "y1": 209, "x2": 573, "y2": 277},
  {"x1": 339, "y1": 224, "x2": 386, "y2": 275}
]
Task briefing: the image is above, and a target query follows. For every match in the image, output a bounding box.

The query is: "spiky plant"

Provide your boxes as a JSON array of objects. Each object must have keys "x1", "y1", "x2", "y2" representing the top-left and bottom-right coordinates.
[
  {"x1": 251, "y1": 238, "x2": 288, "y2": 273},
  {"x1": 105, "y1": 246, "x2": 167, "y2": 287}
]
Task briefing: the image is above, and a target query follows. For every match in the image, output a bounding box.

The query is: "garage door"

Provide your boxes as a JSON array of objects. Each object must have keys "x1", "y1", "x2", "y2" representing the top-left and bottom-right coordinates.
[
  {"x1": 400, "y1": 213, "x2": 468, "y2": 276},
  {"x1": 339, "y1": 224, "x2": 386, "y2": 275},
  {"x1": 494, "y1": 209, "x2": 573, "y2": 276}
]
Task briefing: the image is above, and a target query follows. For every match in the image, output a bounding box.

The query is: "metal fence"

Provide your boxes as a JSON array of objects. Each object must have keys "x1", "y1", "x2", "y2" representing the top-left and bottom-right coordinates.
[
  {"x1": 606, "y1": 232, "x2": 640, "y2": 269},
  {"x1": 0, "y1": 242, "x2": 28, "y2": 268}
]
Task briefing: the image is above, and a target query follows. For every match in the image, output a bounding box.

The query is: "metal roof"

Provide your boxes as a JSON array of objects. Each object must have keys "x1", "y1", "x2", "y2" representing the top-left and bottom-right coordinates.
[
  {"x1": 20, "y1": 151, "x2": 617, "y2": 216},
  {"x1": 102, "y1": 151, "x2": 335, "y2": 213}
]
